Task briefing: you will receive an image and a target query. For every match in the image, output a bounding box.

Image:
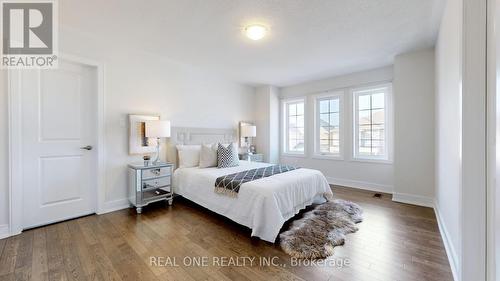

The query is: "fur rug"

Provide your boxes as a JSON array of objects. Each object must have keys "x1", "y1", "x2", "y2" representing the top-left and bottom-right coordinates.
[{"x1": 279, "y1": 199, "x2": 363, "y2": 259}]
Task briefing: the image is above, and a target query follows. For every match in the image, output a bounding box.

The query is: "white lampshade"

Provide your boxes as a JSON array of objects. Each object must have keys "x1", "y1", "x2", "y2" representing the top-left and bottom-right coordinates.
[
  {"x1": 241, "y1": 125, "x2": 256, "y2": 137},
  {"x1": 145, "y1": 120, "x2": 171, "y2": 138}
]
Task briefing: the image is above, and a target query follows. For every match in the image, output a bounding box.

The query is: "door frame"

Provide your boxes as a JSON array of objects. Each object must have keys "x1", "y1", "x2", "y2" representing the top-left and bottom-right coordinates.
[
  {"x1": 487, "y1": 0, "x2": 500, "y2": 280},
  {"x1": 7, "y1": 53, "x2": 106, "y2": 236},
  {"x1": 461, "y1": 0, "x2": 488, "y2": 280}
]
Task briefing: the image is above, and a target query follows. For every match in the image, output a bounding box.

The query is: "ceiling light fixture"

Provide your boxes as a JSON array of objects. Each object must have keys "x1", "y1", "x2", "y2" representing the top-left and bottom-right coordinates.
[{"x1": 245, "y1": 24, "x2": 268, "y2": 40}]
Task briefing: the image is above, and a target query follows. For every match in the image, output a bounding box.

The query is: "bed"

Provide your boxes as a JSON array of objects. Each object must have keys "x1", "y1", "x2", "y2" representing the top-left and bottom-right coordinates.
[{"x1": 167, "y1": 127, "x2": 332, "y2": 242}]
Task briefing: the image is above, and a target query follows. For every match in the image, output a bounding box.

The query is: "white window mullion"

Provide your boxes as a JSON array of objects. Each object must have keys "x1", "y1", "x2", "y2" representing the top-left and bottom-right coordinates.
[
  {"x1": 282, "y1": 98, "x2": 306, "y2": 155},
  {"x1": 352, "y1": 84, "x2": 392, "y2": 162},
  {"x1": 313, "y1": 91, "x2": 343, "y2": 159}
]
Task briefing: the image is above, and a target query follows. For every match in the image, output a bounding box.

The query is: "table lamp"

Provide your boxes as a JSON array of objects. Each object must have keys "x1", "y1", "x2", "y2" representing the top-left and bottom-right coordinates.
[
  {"x1": 145, "y1": 120, "x2": 171, "y2": 164},
  {"x1": 241, "y1": 125, "x2": 256, "y2": 154}
]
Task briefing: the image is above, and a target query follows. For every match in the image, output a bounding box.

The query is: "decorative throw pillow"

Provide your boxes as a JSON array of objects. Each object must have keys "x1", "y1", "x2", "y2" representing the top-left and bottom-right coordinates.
[
  {"x1": 176, "y1": 145, "x2": 201, "y2": 168},
  {"x1": 199, "y1": 143, "x2": 217, "y2": 168},
  {"x1": 217, "y1": 143, "x2": 239, "y2": 168}
]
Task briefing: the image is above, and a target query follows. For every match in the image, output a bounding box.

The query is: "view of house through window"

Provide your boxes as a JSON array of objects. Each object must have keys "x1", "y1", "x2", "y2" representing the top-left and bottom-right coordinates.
[
  {"x1": 316, "y1": 96, "x2": 341, "y2": 156},
  {"x1": 284, "y1": 100, "x2": 305, "y2": 153},
  {"x1": 354, "y1": 86, "x2": 389, "y2": 159}
]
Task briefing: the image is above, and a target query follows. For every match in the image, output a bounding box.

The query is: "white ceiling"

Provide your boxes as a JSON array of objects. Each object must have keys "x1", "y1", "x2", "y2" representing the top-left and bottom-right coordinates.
[{"x1": 60, "y1": 0, "x2": 445, "y2": 87}]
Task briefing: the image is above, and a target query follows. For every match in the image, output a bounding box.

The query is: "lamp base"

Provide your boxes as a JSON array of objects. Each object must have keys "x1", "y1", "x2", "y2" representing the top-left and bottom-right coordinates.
[
  {"x1": 244, "y1": 137, "x2": 253, "y2": 155},
  {"x1": 152, "y1": 138, "x2": 160, "y2": 164}
]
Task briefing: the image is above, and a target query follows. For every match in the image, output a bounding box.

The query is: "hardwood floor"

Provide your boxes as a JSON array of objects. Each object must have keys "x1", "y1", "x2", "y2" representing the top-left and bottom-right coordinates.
[{"x1": 0, "y1": 186, "x2": 453, "y2": 281}]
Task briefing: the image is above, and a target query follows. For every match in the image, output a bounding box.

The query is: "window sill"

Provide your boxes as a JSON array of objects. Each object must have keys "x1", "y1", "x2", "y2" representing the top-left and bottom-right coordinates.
[
  {"x1": 312, "y1": 154, "x2": 343, "y2": 161},
  {"x1": 281, "y1": 153, "x2": 307, "y2": 158},
  {"x1": 350, "y1": 158, "x2": 393, "y2": 165}
]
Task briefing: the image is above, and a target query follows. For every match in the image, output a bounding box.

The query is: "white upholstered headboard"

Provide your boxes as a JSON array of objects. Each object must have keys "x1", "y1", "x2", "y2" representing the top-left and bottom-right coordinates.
[{"x1": 166, "y1": 127, "x2": 238, "y2": 168}]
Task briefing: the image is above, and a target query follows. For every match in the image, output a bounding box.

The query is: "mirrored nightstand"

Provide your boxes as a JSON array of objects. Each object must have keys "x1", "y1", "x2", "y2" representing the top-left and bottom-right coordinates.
[
  {"x1": 128, "y1": 162, "x2": 174, "y2": 214},
  {"x1": 238, "y1": 153, "x2": 264, "y2": 162}
]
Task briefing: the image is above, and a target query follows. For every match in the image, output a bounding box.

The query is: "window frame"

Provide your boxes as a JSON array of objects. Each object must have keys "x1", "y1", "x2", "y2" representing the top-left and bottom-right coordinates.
[
  {"x1": 281, "y1": 97, "x2": 306, "y2": 157},
  {"x1": 313, "y1": 91, "x2": 344, "y2": 160},
  {"x1": 352, "y1": 83, "x2": 393, "y2": 162}
]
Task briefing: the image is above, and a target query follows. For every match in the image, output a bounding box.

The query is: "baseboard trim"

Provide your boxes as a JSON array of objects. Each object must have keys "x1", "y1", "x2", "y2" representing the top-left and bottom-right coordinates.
[
  {"x1": 0, "y1": 224, "x2": 10, "y2": 240},
  {"x1": 326, "y1": 176, "x2": 393, "y2": 194},
  {"x1": 98, "y1": 198, "x2": 130, "y2": 215},
  {"x1": 0, "y1": 198, "x2": 131, "y2": 239},
  {"x1": 434, "y1": 203, "x2": 459, "y2": 281},
  {"x1": 392, "y1": 192, "x2": 434, "y2": 208}
]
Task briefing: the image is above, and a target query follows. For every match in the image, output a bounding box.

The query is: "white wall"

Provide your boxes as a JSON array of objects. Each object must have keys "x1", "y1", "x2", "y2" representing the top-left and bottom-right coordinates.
[
  {"x1": 280, "y1": 66, "x2": 394, "y2": 192},
  {"x1": 0, "y1": 27, "x2": 256, "y2": 225},
  {"x1": 435, "y1": 0, "x2": 463, "y2": 277},
  {"x1": 393, "y1": 48, "x2": 435, "y2": 206},
  {"x1": 255, "y1": 85, "x2": 280, "y2": 163},
  {"x1": 0, "y1": 70, "x2": 8, "y2": 232},
  {"x1": 269, "y1": 87, "x2": 280, "y2": 164},
  {"x1": 61, "y1": 28, "x2": 256, "y2": 207},
  {"x1": 255, "y1": 86, "x2": 270, "y2": 162}
]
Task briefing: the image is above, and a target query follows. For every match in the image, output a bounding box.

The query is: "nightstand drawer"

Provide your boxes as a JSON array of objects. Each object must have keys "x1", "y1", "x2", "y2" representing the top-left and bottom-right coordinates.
[
  {"x1": 142, "y1": 167, "x2": 171, "y2": 179},
  {"x1": 143, "y1": 188, "x2": 170, "y2": 202},
  {"x1": 142, "y1": 176, "x2": 170, "y2": 190}
]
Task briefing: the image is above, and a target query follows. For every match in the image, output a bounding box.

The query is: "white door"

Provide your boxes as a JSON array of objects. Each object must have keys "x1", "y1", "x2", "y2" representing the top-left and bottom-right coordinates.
[{"x1": 21, "y1": 59, "x2": 97, "y2": 229}]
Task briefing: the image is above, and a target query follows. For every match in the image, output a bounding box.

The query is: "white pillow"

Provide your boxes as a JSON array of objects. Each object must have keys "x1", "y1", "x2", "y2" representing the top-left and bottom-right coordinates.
[
  {"x1": 176, "y1": 145, "x2": 201, "y2": 168},
  {"x1": 199, "y1": 144, "x2": 217, "y2": 168}
]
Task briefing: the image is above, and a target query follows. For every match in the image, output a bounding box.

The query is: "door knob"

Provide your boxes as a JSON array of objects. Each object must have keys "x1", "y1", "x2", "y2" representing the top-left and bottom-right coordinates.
[{"x1": 80, "y1": 145, "x2": 93, "y2": 150}]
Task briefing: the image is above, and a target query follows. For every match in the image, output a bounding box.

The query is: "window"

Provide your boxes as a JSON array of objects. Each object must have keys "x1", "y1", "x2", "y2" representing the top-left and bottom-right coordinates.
[
  {"x1": 283, "y1": 99, "x2": 305, "y2": 154},
  {"x1": 353, "y1": 84, "x2": 391, "y2": 160},
  {"x1": 314, "y1": 93, "x2": 343, "y2": 158}
]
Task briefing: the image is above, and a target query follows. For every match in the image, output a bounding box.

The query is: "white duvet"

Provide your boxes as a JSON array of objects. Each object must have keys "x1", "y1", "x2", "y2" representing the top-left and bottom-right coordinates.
[{"x1": 172, "y1": 161, "x2": 332, "y2": 242}]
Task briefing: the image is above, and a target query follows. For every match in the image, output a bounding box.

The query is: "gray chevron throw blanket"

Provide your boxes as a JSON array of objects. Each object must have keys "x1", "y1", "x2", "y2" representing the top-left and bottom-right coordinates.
[{"x1": 214, "y1": 165, "x2": 298, "y2": 196}]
